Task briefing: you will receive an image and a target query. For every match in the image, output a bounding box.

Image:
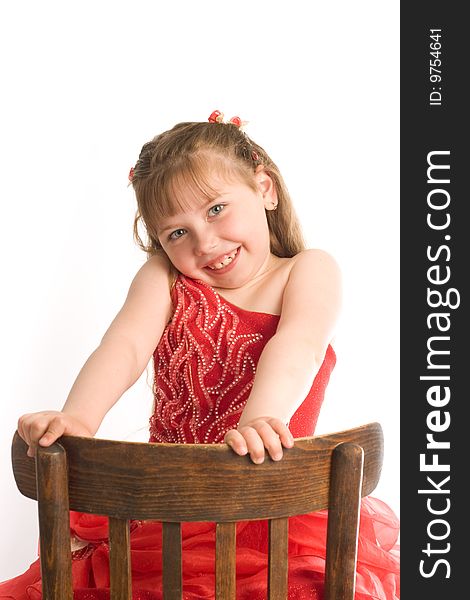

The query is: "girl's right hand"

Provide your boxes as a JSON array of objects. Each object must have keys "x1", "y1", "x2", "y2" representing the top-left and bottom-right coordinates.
[
  {"x1": 17, "y1": 411, "x2": 93, "y2": 457},
  {"x1": 224, "y1": 417, "x2": 294, "y2": 464}
]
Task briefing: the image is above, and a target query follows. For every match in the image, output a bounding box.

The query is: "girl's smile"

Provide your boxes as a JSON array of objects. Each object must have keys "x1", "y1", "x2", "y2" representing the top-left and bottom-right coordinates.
[{"x1": 204, "y1": 246, "x2": 240, "y2": 272}]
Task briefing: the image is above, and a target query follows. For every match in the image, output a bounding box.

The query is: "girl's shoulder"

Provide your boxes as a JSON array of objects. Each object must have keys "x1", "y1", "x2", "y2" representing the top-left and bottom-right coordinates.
[
  {"x1": 128, "y1": 251, "x2": 175, "y2": 310},
  {"x1": 289, "y1": 247, "x2": 340, "y2": 266},
  {"x1": 281, "y1": 249, "x2": 342, "y2": 311},
  {"x1": 133, "y1": 251, "x2": 175, "y2": 285},
  {"x1": 285, "y1": 248, "x2": 342, "y2": 282}
]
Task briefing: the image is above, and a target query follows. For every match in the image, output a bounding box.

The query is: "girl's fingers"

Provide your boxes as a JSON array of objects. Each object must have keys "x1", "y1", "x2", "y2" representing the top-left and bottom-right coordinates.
[
  {"x1": 18, "y1": 412, "x2": 67, "y2": 454},
  {"x1": 249, "y1": 420, "x2": 283, "y2": 462},
  {"x1": 224, "y1": 420, "x2": 296, "y2": 465},
  {"x1": 225, "y1": 427, "x2": 266, "y2": 464},
  {"x1": 17, "y1": 411, "x2": 92, "y2": 459},
  {"x1": 224, "y1": 429, "x2": 248, "y2": 456},
  {"x1": 29, "y1": 421, "x2": 55, "y2": 446},
  {"x1": 239, "y1": 426, "x2": 267, "y2": 464},
  {"x1": 264, "y1": 418, "x2": 295, "y2": 448},
  {"x1": 17, "y1": 414, "x2": 34, "y2": 445},
  {"x1": 38, "y1": 417, "x2": 66, "y2": 446}
]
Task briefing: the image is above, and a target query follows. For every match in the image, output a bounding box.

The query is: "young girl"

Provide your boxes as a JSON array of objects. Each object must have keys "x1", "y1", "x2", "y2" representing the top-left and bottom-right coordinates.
[{"x1": 1, "y1": 111, "x2": 399, "y2": 599}]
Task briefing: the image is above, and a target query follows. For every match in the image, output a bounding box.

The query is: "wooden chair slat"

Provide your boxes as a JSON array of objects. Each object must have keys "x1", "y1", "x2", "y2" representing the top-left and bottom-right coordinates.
[
  {"x1": 324, "y1": 442, "x2": 364, "y2": 600},
  {"x1": 162, "y1": 522, "x2": 183, "y2": 600},
  {"x1": 215, "y1": 522, "x2": 236, "y2": 599},
  {"x1": 109, "y1": 517, "x2": 132, "y2": 600},
  {"x1": 268, "y1": 517, "x2": 289, "y2": 599},
  {"x1": 11, "y1": 422, "x2": 383, "y2": 521},
  {"x1": 36, "y1": 445, "x2": 73, "y2": 600}
]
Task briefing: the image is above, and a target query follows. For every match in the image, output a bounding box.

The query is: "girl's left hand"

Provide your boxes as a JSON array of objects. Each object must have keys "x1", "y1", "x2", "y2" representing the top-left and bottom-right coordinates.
[{"x1": 224, "y1": 417, "x2": 294, "y2": 464}]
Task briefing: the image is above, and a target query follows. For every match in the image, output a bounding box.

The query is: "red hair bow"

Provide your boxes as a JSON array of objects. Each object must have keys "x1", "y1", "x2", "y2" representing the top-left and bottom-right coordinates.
[{"x1": 208, "y1": 110, "x2": 247, "y2": 128}]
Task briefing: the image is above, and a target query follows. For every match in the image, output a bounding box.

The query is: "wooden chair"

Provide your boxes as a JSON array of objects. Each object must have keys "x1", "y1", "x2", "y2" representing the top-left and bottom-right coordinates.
[{"x1": 11, "y1": 421, "x2": 384, "y2": 600}]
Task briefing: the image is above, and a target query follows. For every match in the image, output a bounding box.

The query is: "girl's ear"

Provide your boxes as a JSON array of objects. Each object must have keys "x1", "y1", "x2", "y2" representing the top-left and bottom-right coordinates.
[{"x1": 254, "y1": 165, "x2": 278, "y2": 211}]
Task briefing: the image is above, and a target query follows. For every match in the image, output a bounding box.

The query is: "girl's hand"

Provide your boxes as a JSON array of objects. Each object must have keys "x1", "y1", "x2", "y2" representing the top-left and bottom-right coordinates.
[
  {"x1": 17, "y1": 411, "x2": 93, "y2": 457},
  {"x1": 224, "y1": 417, "x2": 294, "y2": 464}
]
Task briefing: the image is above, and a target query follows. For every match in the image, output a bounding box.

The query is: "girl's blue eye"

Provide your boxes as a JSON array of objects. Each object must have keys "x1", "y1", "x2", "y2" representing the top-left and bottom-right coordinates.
[
  {"x1": 169, "y1": 228, "x2": 186, "y2": 240},
  {"x1": 208, "y1": 204, "x2": 225, "y2": 217}
]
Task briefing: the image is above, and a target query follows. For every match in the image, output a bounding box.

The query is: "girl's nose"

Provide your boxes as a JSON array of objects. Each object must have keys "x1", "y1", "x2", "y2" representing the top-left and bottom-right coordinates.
[{"x1": 193, "y1": 231, "x2": 218, "y2": 256}]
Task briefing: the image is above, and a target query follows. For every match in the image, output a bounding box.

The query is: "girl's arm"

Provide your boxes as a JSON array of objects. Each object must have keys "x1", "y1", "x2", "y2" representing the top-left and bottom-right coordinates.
[
  {"x1": 224, "y1": 249, "x2": 342, "y2": 463},
  {"x1": 18, "y1": 253, "x2": 173, "y2": 456}
]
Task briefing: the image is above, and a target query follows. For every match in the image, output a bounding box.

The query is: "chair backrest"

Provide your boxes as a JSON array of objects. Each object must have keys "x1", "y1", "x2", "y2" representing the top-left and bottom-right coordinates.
[{"x1": 11, "y1": 422, "x2": 383, "y2": 600}]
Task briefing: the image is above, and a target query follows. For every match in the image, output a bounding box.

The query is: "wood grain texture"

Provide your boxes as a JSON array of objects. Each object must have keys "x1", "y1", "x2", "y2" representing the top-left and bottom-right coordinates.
[
  {"x1": 12, "y1": 422, "x2": 383, "y2": 522},
  {"x1": 162, "y1": 522, "x2": 182, "y2": 600},
  {"x1": 268, "y1": 517, "x2": 289, "y2": 598},
  {"x1": 109, "y1": 517, "x2": 132, "y2": 599},
  {"x1": 215, "y1": 522, "x2": 236, "y2": 599},
  {"x1": 36, "y1": 445, "x2": 73, "y2": 600},
  {"x1": 324, "y1": 442, "x2": 364, "y2": 600}
]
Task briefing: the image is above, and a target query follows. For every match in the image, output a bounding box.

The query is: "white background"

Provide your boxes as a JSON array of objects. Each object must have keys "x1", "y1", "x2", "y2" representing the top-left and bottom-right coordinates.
[{"x1": 0, "y1": 1, "x2": 399, "y2": 579}]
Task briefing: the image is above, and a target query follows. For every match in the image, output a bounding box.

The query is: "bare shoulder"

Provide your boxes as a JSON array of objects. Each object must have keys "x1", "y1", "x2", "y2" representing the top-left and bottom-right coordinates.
[
  {"x1": 289, "y1": 248, "x2": 341, "y2": 273},
  {"x1": 124, "y1": 251, "x2": 174, "y2": 324},
  {"x1": 132, "y1": 251, "x2": 174, "y2": 286},
  {"x1": 286, "y1": 249, "x2": 342, "y2": 290},
  {"x1": 126, "y1": 252, "x2": 174, "y2": 305},
  {"x1": 284, "y1": 248, "x2": 342, "y2": 312}
]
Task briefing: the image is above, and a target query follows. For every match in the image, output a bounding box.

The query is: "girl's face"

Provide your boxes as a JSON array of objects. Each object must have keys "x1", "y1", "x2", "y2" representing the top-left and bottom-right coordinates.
[{"x1": 156, "y1": 169, "x2": 277, "y2": 289}]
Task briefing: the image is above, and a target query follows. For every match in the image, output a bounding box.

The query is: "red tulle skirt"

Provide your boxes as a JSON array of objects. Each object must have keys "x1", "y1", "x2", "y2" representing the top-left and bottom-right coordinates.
[{"x1": 0, "y1": 497, "x2": 399, "y2": 599}]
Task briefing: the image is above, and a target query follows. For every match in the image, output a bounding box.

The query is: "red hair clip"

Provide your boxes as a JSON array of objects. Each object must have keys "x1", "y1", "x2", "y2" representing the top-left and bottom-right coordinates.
[
  {"x1": 229, "y1": 115, "x2": 248, "y2": 128},
  {"x1": 128, "y1": 167, "x2": 135, "y2": 182},
  {"x1": 208, "y1": 110, "x2": 248, "y2": 129},
  {"x1": 208, "y1": 110, "x2": 225, "y2": 123}
]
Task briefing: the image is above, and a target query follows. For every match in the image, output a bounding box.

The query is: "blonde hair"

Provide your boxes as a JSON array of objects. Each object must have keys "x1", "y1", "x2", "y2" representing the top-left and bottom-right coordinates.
[{"x1": 130, "y1": 121, "x2": 306, "y2": 258}]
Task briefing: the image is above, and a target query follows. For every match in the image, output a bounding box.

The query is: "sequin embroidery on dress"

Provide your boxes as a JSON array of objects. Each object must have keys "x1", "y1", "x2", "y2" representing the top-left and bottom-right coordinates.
[{"x1": 149, "y1": 275, "x2": 280, "y2": 444}]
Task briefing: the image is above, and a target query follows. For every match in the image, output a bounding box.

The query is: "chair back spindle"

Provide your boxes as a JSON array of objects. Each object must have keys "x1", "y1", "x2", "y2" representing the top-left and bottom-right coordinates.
[
  {"x1": 215, "y1": 522, "x2": 237, "y2": 598},
  {"x1": 108, "y1": 517, "x2": 132, "y2": 599},
  {"x1": 324, "y1": 442, "x2": 364, "y2": 600},
  {"x1": 268, "y1": 517, "x2": 289, "y2": 598},
  {"x1": 36, "y1": 445, "x2": 73, "y2": 600},
  {"x1": 162, "y1": 522, "x2": 183, "y2": 599}
]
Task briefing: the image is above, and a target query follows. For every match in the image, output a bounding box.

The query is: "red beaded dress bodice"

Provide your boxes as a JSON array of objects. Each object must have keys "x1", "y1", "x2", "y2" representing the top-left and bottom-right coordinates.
[{"x1": 149, "y1": 275, "x2": 336, "y2": 444}]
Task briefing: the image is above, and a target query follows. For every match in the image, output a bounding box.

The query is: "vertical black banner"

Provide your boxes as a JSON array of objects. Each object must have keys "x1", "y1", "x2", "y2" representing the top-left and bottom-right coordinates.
[{"x1": 401, "y1": 2, "x2": 466, "y2": 597}]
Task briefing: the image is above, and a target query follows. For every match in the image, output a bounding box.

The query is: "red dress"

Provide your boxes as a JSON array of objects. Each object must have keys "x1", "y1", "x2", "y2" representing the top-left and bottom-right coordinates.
[{"x1": 0, "y1": 275, "x2": 400, "y2": 599}]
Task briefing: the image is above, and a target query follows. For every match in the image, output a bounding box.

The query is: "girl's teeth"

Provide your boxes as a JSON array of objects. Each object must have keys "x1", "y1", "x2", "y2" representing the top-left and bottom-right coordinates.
[{"x1": 208, "y1": 251, "x2": 237, "y2": 270}]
